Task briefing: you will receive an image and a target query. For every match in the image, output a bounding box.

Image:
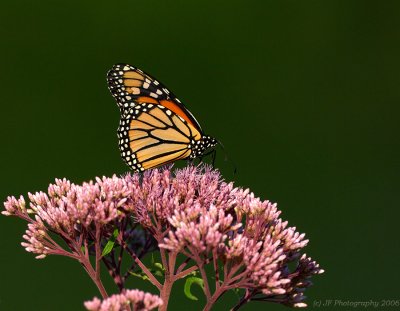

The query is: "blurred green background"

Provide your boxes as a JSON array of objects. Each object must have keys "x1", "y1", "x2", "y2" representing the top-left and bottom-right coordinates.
[{"x1": 1, "y1": 0, "x2": 399, "y2": 310}]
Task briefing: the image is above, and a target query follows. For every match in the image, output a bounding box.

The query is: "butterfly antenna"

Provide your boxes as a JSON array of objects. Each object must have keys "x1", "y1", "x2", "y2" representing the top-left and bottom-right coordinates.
[{"x1": 216, "y1": 139, "x2": 237, "y2": 175}]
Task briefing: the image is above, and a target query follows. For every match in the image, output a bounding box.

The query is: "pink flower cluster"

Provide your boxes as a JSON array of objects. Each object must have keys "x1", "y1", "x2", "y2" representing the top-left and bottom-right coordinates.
[
  {"x1": 3, "y1": 176, "x2": 130, "y2": 258},
  {"x1": 85, "y1": 289, "x2": 162, "y2": 311},
  {"x1": 3, "y1": 165, "x2": 323, "y2": 310}
]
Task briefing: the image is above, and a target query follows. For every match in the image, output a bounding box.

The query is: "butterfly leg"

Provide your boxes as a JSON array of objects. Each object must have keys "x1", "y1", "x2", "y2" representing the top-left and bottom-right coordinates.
[
  {"x1": 211, "y1": 149, "x2": 217, "y2": 168},
  {"x1": 197, "y1": 149, "x2": 217, "y2": 168}
]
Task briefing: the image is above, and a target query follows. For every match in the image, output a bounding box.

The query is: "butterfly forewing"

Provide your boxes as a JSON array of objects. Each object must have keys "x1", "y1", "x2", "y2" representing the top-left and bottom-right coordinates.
[{"x1": 107, "y1": 64, "x2": 202, "y2": 131}]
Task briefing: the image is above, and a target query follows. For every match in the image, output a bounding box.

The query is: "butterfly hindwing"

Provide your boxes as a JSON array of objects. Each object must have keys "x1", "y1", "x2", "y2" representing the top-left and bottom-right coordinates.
[{"x1": 117, "y1": 101, "x2": 199, "y2": 171}]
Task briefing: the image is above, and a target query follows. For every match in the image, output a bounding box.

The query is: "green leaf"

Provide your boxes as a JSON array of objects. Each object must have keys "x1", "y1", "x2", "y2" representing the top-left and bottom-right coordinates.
[
  {"x1": 184, "y1": 277, "x2": 204, "y2": 301},
  {"x1": 154, "y1": 270, "x2": 164, "y2": 277},
  {"x1": 101, "y1": 228, "x2": 119, "y2": 257},
  {"x1": 129, "y1": 271, "x2": 150, "y2": 281},
  {"x1": 154, "y1": 262, "x2": 164, "y2": 271}
]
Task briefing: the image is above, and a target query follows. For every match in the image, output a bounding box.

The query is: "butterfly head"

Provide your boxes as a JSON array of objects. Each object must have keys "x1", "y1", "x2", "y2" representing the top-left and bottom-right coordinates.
[{"x1": 190, "y1": 135, "x2": 218, "y2": 159}]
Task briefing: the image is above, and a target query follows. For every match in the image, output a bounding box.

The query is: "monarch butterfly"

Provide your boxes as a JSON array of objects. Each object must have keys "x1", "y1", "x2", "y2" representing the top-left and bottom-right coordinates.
[{"x1": 107, "y1": 63, "x2": 217, "y2": 172}]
